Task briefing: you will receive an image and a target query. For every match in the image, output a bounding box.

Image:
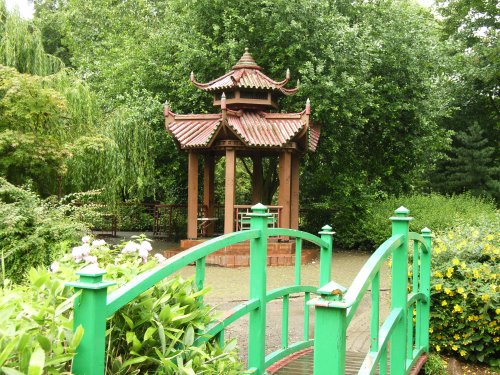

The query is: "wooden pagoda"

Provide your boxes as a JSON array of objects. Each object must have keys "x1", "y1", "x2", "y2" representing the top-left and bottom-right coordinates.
[{"x1": 164, "y1": 49, "x2": 320, "y2": 265}]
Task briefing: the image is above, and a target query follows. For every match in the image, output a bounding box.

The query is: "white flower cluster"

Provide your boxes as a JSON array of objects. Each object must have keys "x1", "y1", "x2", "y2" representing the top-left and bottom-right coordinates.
[
  {"x1": 121, "y1": 240, "x2": 153, "y2": 263},
  {"x1": 50, "y1": 235, "x2": 166, "y2": 273}
]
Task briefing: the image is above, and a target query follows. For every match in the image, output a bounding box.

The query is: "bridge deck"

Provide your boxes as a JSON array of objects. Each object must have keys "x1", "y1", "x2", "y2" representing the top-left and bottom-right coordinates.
[{"x1": 268, "y1": 350, "x2": 385, "y2": 375}]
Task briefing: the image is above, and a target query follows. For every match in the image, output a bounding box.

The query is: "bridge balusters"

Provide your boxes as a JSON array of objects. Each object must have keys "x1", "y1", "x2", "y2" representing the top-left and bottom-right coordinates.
[
  {"x1": 390, "y1": 207, "x2": 412, "y2": 375},
  {"x1": 304, "y1": 292, "x2": 310, "y2": 340},
  {"x1": 370, "y1": 272, "x2": 380, "y2": 353},
  {"x1": 295, "y1": 238, "x2": 302, "y2": 285},
  {"x1": 282, "y1": 295, "x2": 290, "y2": 349},
  {"x1": 195, "y1": 256, "x2": 206, "y2": 300},
  {"x1": 420, "y1": 228, "x2": 432, "y2": 352}
]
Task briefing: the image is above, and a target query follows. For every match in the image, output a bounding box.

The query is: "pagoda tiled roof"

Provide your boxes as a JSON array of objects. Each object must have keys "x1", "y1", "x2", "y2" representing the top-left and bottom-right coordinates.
[
  {"x1": 165, "y1": 107, "x2": 319, "y2": 152},
  {"x1": 190, "y1": 49, "x2": 298, "y2": 96}
]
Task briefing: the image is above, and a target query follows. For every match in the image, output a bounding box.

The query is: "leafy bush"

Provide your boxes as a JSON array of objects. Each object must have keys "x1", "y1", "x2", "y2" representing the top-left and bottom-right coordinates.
[
  {"x1": 0, "y1": 236, "x2": 242, "y2": 374},
  {"x1": 429, "y1": 215, "x2": 499, "y2": 367},
  {"x1": 359, "y1": 194, "x2": 497, "y2": 250},
  {"x1": 0, "y1": 178, "x2": 88, "y2": 283}
]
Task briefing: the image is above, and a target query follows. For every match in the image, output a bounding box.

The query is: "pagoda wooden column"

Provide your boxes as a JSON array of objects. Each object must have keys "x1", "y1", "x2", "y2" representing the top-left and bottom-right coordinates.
[
  {"x1": 203, "y1": 154, "x2": 215, "y2": 236},
  {"x1": 224, "y1": 148, "x2": 236, "y2": 234},
  {"x1": 278, "y1": 151, "x2": 292, "y2": 229},
  {"x1": 291, "y1": 153, "x2": 300, "y2": 230},
  {"x1": 187, "y1": 151, "x2": 199, "y2": 239},
  {"x1": 251, "y1": 155, "x2": 263, "y2": 204}
]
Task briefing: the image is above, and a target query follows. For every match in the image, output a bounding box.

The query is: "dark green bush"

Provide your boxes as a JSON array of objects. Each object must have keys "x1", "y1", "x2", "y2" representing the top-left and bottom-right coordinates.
[
  {"x1": 359, "y1": 194, "x2": 496, "y2": 250},
  {"x1": 429, "y1": 215, "x2": 499, "y2": 367},
  {"x1": 0, "y1": 178, "x2": 88, "y2": 283}
]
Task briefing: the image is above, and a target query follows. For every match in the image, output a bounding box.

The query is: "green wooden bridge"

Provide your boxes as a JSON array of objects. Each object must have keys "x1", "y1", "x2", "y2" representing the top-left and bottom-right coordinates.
[{"x1": 68, "y1": 204, "x2": 432, "y2": 375}]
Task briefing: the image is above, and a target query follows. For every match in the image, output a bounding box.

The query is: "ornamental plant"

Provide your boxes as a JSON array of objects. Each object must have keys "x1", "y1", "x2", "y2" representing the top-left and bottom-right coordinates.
[
  {"x1": 1, "y1": 236, "x2": 242, "y2": 374},
  {"x1": 429, "y1": 214, "x2": 499, "y2": 367}
]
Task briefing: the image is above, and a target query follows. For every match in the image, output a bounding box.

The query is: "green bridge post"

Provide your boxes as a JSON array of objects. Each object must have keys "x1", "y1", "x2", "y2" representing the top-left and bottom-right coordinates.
[
  {"x1": 67, "y1": 265, "x2": 115, "y2": 375},
  {"x1": 247, "y1": 203, "x2": 271, "y2": 374},
  {"x1": 313, "y1": 288, "x2": 347, "y2": 375},
  {"x1": 390, "y1": 207, "x2": 412, "y2": 375},
  {"x1": 420, "y1": 227, "x2": 432, "y2": 351}
]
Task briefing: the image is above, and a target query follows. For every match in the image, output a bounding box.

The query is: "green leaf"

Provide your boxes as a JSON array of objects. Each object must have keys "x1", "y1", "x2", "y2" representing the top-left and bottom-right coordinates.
[
  {"x1": 70, "y1": 325, "x2": 84, "y2": 350},
  {"x1": 120, "y1": 356, "x2": 148, "y2": 369},
  {"x1": 1, "y1": 367, "x2": 25, "y2": 375},
  {"x1": 183, "y1": 325, "x2": 194, "y2": 347},
  {"x1": 121, "y1": 313, "x2": 134, "y2": 330},
  {"x1": 0, "y1": 340, "x2": 16, "y2": 367},
  {"x1": 27, "y1": 346, "x2": 45, "y2": 375},
  {"x1": 143, "y1": 326, "x2": 157, "y2": 341},
  {"x1": 36, "y1": 335, "x2": 51, "y2": 352}
]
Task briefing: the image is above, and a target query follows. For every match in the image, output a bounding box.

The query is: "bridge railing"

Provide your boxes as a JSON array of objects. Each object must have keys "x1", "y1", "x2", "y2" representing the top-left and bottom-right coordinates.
[
  {"x1": 68, "y1": 203, "x2": 334, "y2": 375},
  {"x1": 310, "y1": 206, "x2": 432, "y2": 375}
]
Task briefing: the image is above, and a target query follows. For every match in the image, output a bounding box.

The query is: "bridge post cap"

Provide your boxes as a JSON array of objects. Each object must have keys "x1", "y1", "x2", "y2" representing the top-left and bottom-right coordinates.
[
  {"x1": 67, "y1": 264, "x2": 116, "y2": 290},
  {"x1": 390, "y1": 206, "x2": 413, "y2": 221},
  {"x1": 421, "y1": 227, "x2": 432, "y2": 236},
  {"x1": 76, "y1": 264, "x2": 106, "y2": 277},
  {"x1": 395, "y1": 206, "x2": 410, "y2": 215},
  {"x1": 248, "y1": 203, "x2": 272, "y2": 217},
  {"x1": 319, "y1": 224, "x2": 335, "y2": 235}
]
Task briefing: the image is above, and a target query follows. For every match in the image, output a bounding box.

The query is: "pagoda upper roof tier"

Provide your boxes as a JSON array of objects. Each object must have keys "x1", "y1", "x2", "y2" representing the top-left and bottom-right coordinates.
[
  {"x1": 164, "y1": 103, "x2": 319, "y2": 152},
  {"x1": 190, "y1": 48, "x2": 299, "y2": 96}
]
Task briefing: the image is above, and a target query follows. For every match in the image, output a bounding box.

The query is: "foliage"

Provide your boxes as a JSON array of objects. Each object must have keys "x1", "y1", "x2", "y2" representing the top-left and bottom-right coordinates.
[
  {"x1": 1, "y1": 237, "x2": 242, "y2": 374},
  {"x1": 0, "y1": 268, "x2": 83, "y2": 374},
  {"x1": 0, "y1": 178, "x2": 88, "y2": 284},
  {"x1": 431, "y1": 0, "x2": 499, "y2": 200},
  {"x1": 32, "y1": 0, "x2": 453, "y2": 210},
  {"x1": 432, "y1": 123, "x2": 499, "y2": 201},
  {"x1": 355, "y1": 193, "x2": 496, "y2": 250},
  {"x1": 429, "y1": 216, "x2": 499, "y2": 367},
  {"x1": 424, "y1": 353, "x2": 448, "y2": 375},
  {"x1": 0, "y1": 5, "x2": 63, "y2": 76}
]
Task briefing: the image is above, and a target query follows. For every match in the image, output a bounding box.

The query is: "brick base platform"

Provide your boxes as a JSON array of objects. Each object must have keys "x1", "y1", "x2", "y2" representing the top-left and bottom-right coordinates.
[{"x1": 163, "y1": 239, "x2": 318, "y2": 267}]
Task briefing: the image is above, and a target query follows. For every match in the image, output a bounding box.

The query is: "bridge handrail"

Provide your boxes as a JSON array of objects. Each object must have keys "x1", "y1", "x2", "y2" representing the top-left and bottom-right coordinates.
[
  {"x1": 309, "y1": 207, "x2": 432, "y2": 375},
  {"x1": 68, "y1": 203, "x2": 334, "y2": 375},
  {"x1": 106, "y1": 229, "x2": 260, "y2": 315}
]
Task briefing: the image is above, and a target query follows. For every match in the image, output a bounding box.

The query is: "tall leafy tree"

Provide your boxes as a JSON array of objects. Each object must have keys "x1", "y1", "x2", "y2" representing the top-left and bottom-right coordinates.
[{"x1": 432, "y1": 0, "x2": 499, "y2": 200}]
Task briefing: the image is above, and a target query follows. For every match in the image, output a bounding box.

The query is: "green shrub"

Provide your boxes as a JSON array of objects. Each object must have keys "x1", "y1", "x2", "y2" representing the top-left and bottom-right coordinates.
[
  {"x1": 423, "y1": 353, "x2": 447, "y2": 375},
  {"x1": 359, "y1": 194, "x2": 497, "y2": 250},
  {"x1": 0, "y1": 236, "x2": 242, "y2": 374},
  {"x1": 0, "y1": 178, "x2": 88, "y2": 283},
  {"x1": 429, "y1": 215, "x2": 499, "y2": 367}
]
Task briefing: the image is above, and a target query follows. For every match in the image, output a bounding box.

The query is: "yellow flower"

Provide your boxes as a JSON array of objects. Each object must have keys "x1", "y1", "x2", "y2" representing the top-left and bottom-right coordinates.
[
  {"x1": 472, "y1": 230, "x2": 479, "y2": 238},
  {"x1": 434, "y1": 271, "x2": 443, "y2": 277},
  {"x1": 454, "y1": 334, "x2": 460, "y2": 340},
  {"x1": 461, "y1": 262, "x2": 467, "y2": 269},
  {"x1": 445, "y1": 287, "x2": 452, "y2": 295},
  {"x1": 486, "y1": 234, "x2": 494, "y2": 241},
  {"x1": 435, "y1": 284, "x2": 442, "y2": 291},
  {"x1": 441, "y1": 300, "x2": 447, "y2": 306},
  {"x1": 494, "y1": 337, "x2": 499, "y2": 343},
  {"x1": 496, "y1": 308, "x2": 500, "y2": 314},
  {"x1": 452, "y1": 258, "x2": 460, "y2": 265},
  {"x1": 448, "y1": 232, "x2": 454, "y2": 240},
  {"x1": 452, "y1": 345, "x2": 458, "y2": 351},
  {"x1": 453, "y1": 304, "x2": 463, "y2": 313},
  {"x1": 458, "y1": 287, "x2": 465, "y2": 294},
  {"x1": 436, "y1": 345, "x2": 441, "y2": 352},
  {"x1": 429, "y1": 327, "x2": 434, "y2": 333},
  {"x1": 460, "y1": 350, "x2": 466, "y2": 356},
  {"x1": 473, "y1": 269, "x2": 479, "y2": 278},
  {"x1": 481, "y1": 294, "x2": 490, "y2": 302}
]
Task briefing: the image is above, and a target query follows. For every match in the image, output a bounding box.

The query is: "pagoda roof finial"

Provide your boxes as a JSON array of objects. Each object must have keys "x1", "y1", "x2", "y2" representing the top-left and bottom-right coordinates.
[{"x1": 232, "y1": 48, "x2": 262, "y2": 70}]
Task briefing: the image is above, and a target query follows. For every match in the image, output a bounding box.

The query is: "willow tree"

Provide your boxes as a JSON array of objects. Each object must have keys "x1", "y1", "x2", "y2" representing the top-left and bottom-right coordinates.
[{"x1": 0, "y1": 4, "x2": 63, "y2": 76}]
